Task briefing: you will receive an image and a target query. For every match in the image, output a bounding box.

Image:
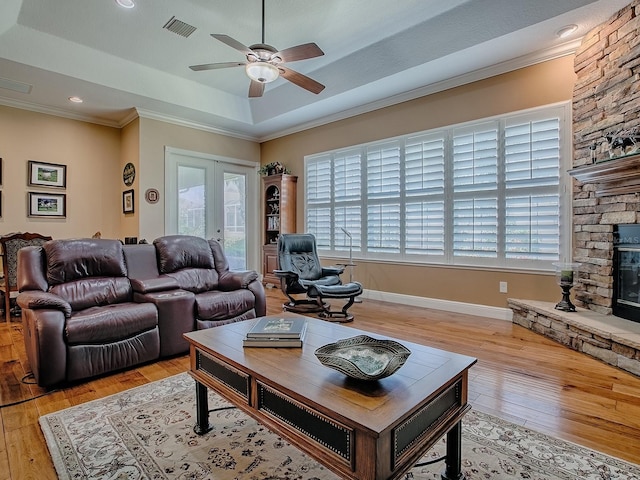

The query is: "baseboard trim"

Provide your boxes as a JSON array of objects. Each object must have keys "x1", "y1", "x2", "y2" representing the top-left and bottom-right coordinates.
[{"x1": 361, "y1": 289, "x2": 513, "y2": 321}]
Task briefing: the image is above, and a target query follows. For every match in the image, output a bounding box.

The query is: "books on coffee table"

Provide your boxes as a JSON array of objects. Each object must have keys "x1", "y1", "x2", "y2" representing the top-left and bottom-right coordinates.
[{"x1": 243, "y1": 316, "x2": 307, "y2": 348}]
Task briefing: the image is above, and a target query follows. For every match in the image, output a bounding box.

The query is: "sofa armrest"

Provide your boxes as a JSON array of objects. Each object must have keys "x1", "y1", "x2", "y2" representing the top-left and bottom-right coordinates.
[
  {"x1": 22, "y1": 307, "x2": 68, "y2": 387},
  {"x1": 130, "y1": 276, "x2": 180, "y2": 294},
  {"x1": 17, "y1": 291, "x2": 72, "y2": 318},
  {"x1": 273, "y1": 269, "x2": 308, "y2": 295},
  {"x1": 218, "y1": 270, "x2": 259, "y2": 291}
]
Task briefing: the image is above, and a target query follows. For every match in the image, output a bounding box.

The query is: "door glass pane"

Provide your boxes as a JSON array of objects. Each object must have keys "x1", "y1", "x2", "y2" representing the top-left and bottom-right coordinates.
[
  {"x1": 223, "y1": 172, "x2": 247, "y2": 270},
  {"x1": 178, "y1": 165, "x2": 205, "y2": 238}
]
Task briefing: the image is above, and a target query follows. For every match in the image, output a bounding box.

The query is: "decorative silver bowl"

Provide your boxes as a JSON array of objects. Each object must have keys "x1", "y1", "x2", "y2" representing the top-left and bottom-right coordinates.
[{"x1": 314, "y1": 335, "x2": 411, "y2": 381}]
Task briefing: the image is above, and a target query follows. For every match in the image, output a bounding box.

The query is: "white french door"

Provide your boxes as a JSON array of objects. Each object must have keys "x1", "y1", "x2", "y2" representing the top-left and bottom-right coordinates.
[{"x1": 165, "y1": 147, "x2": 258, "y2": 271}]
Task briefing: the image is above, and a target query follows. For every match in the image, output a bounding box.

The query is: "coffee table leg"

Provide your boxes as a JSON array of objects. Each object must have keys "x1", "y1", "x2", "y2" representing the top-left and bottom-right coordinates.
[
  {"x1": 194, "y1": 381, "x2": 212, "y2": 435},
  {"x1": 441, "y1": 421, "x2": 465, "y2": 480}
]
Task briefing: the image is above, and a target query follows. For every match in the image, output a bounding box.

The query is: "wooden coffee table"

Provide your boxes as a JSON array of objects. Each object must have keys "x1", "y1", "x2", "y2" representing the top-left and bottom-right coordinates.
[{"x1": 184, "y1": 314, "x2": 477, "y2": 480}]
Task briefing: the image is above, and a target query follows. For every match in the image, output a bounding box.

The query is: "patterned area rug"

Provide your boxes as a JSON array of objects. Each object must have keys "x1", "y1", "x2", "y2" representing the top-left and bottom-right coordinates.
[{"x1": 40, "y1": 373, "x2": 640, "y2": 480}]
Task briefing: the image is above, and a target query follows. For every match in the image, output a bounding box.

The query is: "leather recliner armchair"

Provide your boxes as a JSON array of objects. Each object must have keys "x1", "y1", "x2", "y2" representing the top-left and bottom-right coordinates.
[
  {"x1": 152, "y1": 235, "x2": 266, "y2": 330},
  {"x1": 18, "y1": 239, "x2": 160, "y2": 387},
  {"x1": 274, "y1": 233, "x2": 362, "y2": 322}
]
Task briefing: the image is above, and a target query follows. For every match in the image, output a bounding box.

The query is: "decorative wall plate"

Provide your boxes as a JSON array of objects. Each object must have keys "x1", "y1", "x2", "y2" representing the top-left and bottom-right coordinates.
[
  {"x1": 315, "y1": 335, "x2": 411, "y2": 381},
  {"x1": 145, "y1": 188, "x2": 159, "y2": 204},
  {"x1": 123, "y1": 162, "x2": 135, "y2": 186}
]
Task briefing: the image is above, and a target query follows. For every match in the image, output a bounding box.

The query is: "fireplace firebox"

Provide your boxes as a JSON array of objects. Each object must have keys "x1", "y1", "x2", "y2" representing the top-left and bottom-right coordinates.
[{"x1": 613, "y1": 224, "x2": 640, "y2": 324}]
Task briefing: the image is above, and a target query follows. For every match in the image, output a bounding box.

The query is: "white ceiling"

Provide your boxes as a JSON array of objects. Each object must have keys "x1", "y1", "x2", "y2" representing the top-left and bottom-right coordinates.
[{"x1": 0, "y1": 0, "x2": 630, "y2": 141}]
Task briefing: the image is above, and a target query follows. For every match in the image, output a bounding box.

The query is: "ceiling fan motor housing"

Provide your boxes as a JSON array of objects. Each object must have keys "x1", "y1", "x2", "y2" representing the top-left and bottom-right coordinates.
[{"x1": 248, "y1": 44, "x2": 279, "y2": 62}]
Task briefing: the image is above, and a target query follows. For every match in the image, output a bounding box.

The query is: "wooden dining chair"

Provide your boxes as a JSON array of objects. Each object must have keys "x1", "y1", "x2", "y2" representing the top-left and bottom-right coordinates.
[{"x1": 0, "y1": 232, "x2": 52, "y2": 323}]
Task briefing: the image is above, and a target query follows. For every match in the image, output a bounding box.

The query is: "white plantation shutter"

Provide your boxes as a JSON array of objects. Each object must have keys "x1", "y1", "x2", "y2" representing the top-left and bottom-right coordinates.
[
  {"x1": 367, "y1": 203, "x2": 401, "y2": 253},
  {"x1": 304, "y1": 104, "x2": 569, "y2": 270},
  {"x1": 504, "y1": 117, "x2": 560, "y2": 262},
  {"x1": 405, "y1": 201, "x2": 445, "y2": 255},
  {"x1": 334, "y1": 150, "x2": 362, "y2": 252},
  {"x1": 366, "y1": 142, "x2": 400, "y2": 253},
  {"x1": 305, "y1": 155, "x2": 332, "y2": 249},
  {"x1": 367, "y1": 142, "x2": 400, "y2": 198},
  {"x1": 405, "y1": 134, "x2": 445, "y2": 257},
  {"x1": 453, "y1": 127, "x2": 498, "y2": 192},
  {"x1": 452, "y1": 125, "x2": 499, "y2": 261},
  {"x1": 453, "y1": 198, "x2": 498, "y2": 258}
]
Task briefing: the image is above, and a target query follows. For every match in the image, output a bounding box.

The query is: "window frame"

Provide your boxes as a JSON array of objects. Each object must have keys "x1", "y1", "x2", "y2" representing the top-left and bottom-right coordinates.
[{"x1": 304, "y1": 102, "x2": 572, "y2": 272}]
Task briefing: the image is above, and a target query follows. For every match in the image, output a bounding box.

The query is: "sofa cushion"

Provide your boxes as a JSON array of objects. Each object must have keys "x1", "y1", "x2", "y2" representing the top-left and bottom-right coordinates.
[
  {"x1": 45, "y1": 239, "x2": 127, "y2": 285},
  {"x1": 65, "y1": 302, "x2": 158, "y2": 344},
  {"x1": 50, "y1": 277, "x2": 132, "y2": 311},
  {"x1": 195, "y1": 289, "x2": 255, "y2": 321},
  {"x1": 165, "y1": 269, "x2": 219, "y2": 294},
  {"x1": 154, "y1": 235, "x2": 215, "y2": 274}
]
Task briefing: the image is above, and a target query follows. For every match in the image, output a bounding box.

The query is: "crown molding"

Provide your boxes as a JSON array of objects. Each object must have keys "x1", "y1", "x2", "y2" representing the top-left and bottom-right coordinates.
[
  {"x1": 132, "y1": 108, "x2": 259, "y2": 142},
  {"x1": 0, "y1": 95, "x2": 121, "y2": 127}
]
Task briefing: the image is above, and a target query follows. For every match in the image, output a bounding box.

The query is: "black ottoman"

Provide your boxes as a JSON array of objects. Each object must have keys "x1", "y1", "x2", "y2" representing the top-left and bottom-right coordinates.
[{"x1": 307, "y1": 281, "x2": 363, "y2": 323}]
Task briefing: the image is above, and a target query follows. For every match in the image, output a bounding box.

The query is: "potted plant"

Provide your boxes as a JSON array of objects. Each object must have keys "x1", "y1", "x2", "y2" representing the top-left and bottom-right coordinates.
[{"x1": 258, "y1": 162, "x2": 291, "y2": 176}]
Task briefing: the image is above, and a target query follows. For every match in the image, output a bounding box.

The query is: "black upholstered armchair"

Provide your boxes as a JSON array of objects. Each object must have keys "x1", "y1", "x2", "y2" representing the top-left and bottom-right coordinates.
[{"x1": 274, "y1": 233, "x2": 362, "y2": 322}]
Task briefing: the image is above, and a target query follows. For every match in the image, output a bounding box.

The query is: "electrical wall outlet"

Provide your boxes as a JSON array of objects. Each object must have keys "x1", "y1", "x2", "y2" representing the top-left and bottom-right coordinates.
[{"x1": 499, "y1": 281, "x2": 508, "y2": 293}]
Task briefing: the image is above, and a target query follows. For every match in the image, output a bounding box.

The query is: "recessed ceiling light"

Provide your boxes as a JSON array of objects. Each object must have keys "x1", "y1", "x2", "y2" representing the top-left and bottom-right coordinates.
[
  {"x1": 68, "y1": 96, "x2": 83, "y2": 103},
  {"x1": 115, "y1": 0, "x2": 135, "y2": 8},
  {"x1": 557, "y1": 24, "x2": 578, "y2": 39}
]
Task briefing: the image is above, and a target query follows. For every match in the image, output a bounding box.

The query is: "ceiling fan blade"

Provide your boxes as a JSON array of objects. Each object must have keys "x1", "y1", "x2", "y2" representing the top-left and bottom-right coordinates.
[
  {"x1": 189, "y1": 61, "x2": 246, "y2": 71},
  {"x1": 279, "y1": 66, "x2": 325, "y2": 94},
  {"x1": 274, "y1": 43, "x2": 324, "y2": 63},
  {"x1": 248, "y1": 80, "x2": 265, "y2": 98},
  {"x1": 211, "y1": 34, "x2": 255, "y2": 57}
]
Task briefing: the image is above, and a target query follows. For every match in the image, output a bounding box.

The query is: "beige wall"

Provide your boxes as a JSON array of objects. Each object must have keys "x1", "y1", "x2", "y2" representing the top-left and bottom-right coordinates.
[
  {"x1": 0, "y1": 108, "x2": 261, "y2": 244},
  {"x1": 120, "y1": 118, "x2": 140, "y2": 240},
  {"x1": 0, "y1": 105, "x2": 121, "y2": 239},
  {"x1": 260, "y1": 56, "x2": 578, "y2": 308},
  {"x1": 0, "y1": 55, "x2": 577, "y2": 308},
  {"x1": 137, "y1": 117, "x2": 261, "y2": 241}
]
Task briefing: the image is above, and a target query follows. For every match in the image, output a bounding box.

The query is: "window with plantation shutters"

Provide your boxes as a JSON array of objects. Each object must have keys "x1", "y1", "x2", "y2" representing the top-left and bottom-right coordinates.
[{"x1": 304, "y1": 103, "x2": 570, "y2": 271}]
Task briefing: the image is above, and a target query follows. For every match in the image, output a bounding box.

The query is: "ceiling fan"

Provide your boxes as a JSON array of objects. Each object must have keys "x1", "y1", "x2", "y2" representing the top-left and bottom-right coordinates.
[{"x1": 189, "y1": 0, "x2": 325, "y2": 98}]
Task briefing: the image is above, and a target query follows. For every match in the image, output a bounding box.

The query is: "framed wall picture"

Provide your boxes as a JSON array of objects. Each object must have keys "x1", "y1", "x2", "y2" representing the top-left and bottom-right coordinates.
[
  {"x1": 28, "y1": 192, "x2": 66, "y2": 217},
  {"x1": 0, "y1": 157, "x2": 3, "y2": 186},
  {"x1": 123, "y1": 189, "x2": 134, "y2": 214},
  {"x1": 28, "y1": 160, "x2": 66, "y2": 188}
]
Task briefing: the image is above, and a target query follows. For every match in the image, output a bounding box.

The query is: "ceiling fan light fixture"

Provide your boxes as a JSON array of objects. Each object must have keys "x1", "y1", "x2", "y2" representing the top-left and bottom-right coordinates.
[{"x1": 245, "y1": 62, "x2": 279, "y2": 83}]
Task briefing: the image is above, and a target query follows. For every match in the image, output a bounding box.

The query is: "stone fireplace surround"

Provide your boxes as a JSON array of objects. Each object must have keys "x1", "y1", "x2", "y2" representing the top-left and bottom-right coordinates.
[{"x1": 509, "y1": 0, "x2": 640, "y2": 377}]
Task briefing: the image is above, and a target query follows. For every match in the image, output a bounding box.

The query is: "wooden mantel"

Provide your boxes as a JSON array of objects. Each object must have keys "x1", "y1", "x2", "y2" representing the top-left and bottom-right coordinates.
[{"x1": 569, "y1": 152, "x2": 640, "y2": 197}]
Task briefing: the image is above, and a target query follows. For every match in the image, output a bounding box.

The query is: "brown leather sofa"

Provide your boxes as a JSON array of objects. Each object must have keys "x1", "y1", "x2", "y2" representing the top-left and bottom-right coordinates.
[{"x1": 17, "y1": 235, "x2": 265, "y2": 387}]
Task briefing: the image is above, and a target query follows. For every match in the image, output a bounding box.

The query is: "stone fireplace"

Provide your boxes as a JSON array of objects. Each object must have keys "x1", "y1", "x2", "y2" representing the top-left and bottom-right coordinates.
[
  {"x1": 571, "y1": 0, "x2": 640, "y2": 314},
  {"x1": 509, "y1": 0, "x2": 640, "y2": 377}
]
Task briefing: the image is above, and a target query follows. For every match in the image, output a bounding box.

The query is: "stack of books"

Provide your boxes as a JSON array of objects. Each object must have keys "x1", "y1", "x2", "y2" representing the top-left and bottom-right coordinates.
[{"x1": 243, "y1": 316, "x2": 307, "y2": 348}]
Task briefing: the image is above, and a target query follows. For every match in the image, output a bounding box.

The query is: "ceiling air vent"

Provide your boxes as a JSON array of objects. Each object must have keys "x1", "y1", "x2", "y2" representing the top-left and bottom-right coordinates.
[
  {"x1": 163, "y1": 16, "x2": 197, "y2": 38},
  {"x1": 0, "y1": 77, "x2": 32, "y2": 94}
]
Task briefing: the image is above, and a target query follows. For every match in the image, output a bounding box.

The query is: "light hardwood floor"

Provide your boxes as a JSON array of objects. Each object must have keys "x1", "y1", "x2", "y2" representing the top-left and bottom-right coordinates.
[{"x1": 1, "y1": 288, "x2": 640, "y2": 480}]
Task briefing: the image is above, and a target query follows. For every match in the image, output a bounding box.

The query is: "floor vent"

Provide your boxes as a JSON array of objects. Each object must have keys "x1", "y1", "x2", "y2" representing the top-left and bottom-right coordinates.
[{"x1": 163, "y1": 16, "x2": 197, "y2": 38}]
